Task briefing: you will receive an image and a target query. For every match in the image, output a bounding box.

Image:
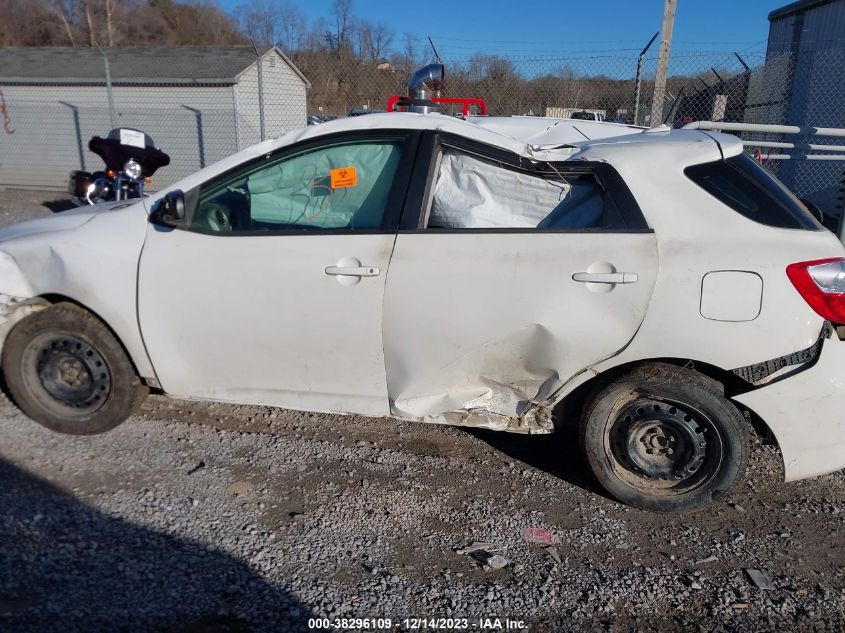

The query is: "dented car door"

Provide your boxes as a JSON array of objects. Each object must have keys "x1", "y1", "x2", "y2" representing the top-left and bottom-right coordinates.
[
  {"x1": 382, "y1": 133, "x2": 659, "y2": 430},
  {"x1": 137, "y1": 132, "x2": 419, "y2": 415}
]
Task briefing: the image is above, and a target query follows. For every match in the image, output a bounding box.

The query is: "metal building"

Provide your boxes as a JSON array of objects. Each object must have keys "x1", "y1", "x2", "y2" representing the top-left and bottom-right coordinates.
[
  {"x1": 0, "y1": 46, "x2": 310, "y2": 190},
  {"x1": 764, "y1": 0, "x2": 845, "y2": 213}
]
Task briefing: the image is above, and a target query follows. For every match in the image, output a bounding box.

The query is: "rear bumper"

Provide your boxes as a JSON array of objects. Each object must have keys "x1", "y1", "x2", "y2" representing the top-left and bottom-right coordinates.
[{"x1": 734, "y1": 336, "x2": 845, "y2": 482}]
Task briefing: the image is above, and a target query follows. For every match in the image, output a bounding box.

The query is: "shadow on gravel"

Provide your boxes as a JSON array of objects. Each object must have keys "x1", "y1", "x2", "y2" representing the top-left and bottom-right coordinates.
[
  {"x1": 0, "y1": 457, "x2": 311, "y2": 633},
  {"x1": 42, "y1": 199, "x2": 77, "y2": 213},
  {"x1": 467, "y1": 426, "x2": 614, "y2": 501}
]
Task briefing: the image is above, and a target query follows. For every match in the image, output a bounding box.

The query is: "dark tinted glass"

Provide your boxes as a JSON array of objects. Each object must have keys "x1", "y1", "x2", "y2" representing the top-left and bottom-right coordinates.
[
  {"x1": 537, "y1": 175, "x2": 625, "y2": 230},
  {"x1": 685, "y1": 153, "x2": 821, "y2": 230}
]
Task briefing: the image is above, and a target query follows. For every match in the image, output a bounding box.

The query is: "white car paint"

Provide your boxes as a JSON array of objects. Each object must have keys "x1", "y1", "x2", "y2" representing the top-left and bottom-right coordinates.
[
  {"x1": 138, "y1": 229, "x2": 396, "y2": 415},
  {"x1": 700, "y1": 272, "x2": 764, "y2": 322},
  {"x1": 572, "y1": 131, "x2": 844, "y2": 371},
  {"x1": 1, "y1": 112, "x2": 844, "y2": 482},
  {"x1": 736, "y1": 337, "x2": 845, "y2": 481},
  {"x1": 382, "y1": 232, "x2": 658, "y2": 430},
  {"x1": 0, "y1": 200, "x2": 155, "y2": 379}
]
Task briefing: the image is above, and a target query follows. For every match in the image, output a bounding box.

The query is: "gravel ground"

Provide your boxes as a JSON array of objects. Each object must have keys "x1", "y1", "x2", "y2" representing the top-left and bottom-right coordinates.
[{"x1": 1, "y1": 189, "x2": 844, "y2": 633}]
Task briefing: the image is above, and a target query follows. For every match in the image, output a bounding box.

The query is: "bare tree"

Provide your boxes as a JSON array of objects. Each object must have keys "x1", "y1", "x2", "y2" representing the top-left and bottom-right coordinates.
[
  {"x1": 83, "y1": 0, "x2": 96, "y2": 45},
  {"x1": 331, "y1": 0, "x2": 353, "y2": 52},
  {"x1": 301, "y1": 15, "x2": 330, "y2": 52},
  {"x1": 0, "y1": 0, "x2": 243, "y2": 46},
  {"x1": 48, "y1": 0, "x2": 77, "y2": 45},
  {"x1": 391, "y1": 32, "x2": 425, "y2": 72},
  {"x1": 238, "y1": 0, "x2": 278, "y2": 45},
  {"x1": 356, "y1": 20, "x2": 393, "y2": 63},
  {"x1": 185, "y1": 1, "x2": 245, "y2": 45},
  {"x1": 141, "y1": 0, "x2": 243, "y2": 45},
  {"x1": 277, "y1": 2, "x2": 305, "y2": 53},
  {"x1": 104, "y1": 0, "x2": 115, "y2": 46}
]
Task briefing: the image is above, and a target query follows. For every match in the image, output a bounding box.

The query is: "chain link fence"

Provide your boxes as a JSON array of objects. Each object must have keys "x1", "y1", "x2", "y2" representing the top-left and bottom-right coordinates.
[
  {"x1": 0, "y1": 45, "x2": 842, "y2": 222},
  {"x1": 0, "y1": 46, "x2": 306, "y2": 191},
  {"x1": 299, "y1": 47, "x2": 844, "y2": 220}
]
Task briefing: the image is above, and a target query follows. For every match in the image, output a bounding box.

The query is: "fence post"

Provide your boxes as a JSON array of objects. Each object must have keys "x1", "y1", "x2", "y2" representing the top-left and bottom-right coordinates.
[
  {"x1": 97, "y1": 45, "x2": 117, "y2": 130},
  {"x1": 633, "y1": 32, "x2": 658, "y2": 126},
  {"x1": 663, "y1": 86, "x2": 684, "y2": 125},
  {"x1": 251, "y1": 40, "x2": 266, "y2": 142},
  {"x1": 58, "y1": 101, "x2": 85, "y2": 171},
  {"x1": 233, "y1": 86, "x2": 241, "y2": 152},
  {"x1": 181, "y1": 105, "x2": 205, "y2": 169},
  {"x1": 734, "y1": 52, "x2": 751, "y2": 74}
]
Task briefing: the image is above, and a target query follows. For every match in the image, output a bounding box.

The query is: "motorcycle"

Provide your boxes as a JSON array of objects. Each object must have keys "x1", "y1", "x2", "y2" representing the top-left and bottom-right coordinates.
[{"x1": 69, "y1": 128, "x2": 170, "y2": 205}]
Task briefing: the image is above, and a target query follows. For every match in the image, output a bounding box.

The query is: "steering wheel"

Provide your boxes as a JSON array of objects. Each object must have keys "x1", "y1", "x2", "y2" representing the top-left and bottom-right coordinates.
[{"x1": 197, "y1": 202, "x2": 233, "y2": 232}]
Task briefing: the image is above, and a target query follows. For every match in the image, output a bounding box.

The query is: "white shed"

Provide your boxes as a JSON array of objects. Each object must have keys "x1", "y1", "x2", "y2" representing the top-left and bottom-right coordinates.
[{"x1": 0, "y1": 46, "x2": 310, "y2": 190}]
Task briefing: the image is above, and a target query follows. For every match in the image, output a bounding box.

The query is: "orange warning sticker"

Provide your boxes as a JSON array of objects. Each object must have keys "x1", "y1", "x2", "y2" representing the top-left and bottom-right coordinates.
[{"x1": 330, "y1": 166, "x2": 358, "y2": 189}]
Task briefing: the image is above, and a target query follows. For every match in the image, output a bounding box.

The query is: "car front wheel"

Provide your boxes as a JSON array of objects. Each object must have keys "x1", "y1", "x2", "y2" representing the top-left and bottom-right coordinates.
[
  {"x1": 2, "y1": 302, "x2": 147, "y2": 435},
  {"x1": 580, "y1": 362, "x2": 748, "y2": 512}
]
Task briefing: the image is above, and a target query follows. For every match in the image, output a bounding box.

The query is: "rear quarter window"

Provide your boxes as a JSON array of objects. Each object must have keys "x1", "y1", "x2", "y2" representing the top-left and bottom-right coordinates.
[{"x1": 684, "y1": 153, "x2": 821, "y2": 230}]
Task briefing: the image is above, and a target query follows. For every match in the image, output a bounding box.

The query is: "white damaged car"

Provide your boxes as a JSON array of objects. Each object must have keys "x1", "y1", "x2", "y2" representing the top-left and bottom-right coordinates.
[{"x1": 1, "y1": 106, "x2": 844, "y2": 512}]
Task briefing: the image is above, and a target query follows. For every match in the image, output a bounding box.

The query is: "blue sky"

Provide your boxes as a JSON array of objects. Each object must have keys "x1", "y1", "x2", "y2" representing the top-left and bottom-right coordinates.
[{"x1": 218, "y1": 0, "x2": 787, "y2": 58}]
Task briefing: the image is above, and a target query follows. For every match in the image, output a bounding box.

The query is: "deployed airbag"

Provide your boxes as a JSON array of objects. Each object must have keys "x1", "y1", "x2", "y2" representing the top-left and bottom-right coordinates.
[
  {"x1": 428, "y1": 151, "x2": 570, "y2": 229},
  {"x1": 248, "y1": 141, "x2": 402, "y2": 229}
]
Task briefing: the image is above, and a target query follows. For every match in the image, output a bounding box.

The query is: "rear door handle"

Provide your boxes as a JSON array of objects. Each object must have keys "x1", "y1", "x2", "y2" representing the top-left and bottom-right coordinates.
[
  {"x1": 572, "y1": 272, "x2": 638, "y2": 284},
  {"x1": 324, "y1": 265, "x2": 380, "y2": 277}
]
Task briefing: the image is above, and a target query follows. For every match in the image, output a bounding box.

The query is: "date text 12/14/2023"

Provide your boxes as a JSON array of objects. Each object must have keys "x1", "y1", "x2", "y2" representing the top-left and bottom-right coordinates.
[{"x1": 307, "y1": 617, "x2": 528, "y2": 630}]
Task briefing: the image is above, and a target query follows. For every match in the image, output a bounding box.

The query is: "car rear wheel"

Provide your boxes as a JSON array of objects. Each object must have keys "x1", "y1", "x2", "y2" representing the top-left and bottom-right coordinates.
[
  {"x1": 580, "y1": 362, "x2": 748, "y2": 512},
  {"x1": 2, "y1": 302, "x2": 147, "y2": 435}
]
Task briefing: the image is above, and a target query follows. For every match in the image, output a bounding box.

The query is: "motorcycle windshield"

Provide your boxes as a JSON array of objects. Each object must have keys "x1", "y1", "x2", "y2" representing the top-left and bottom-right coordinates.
[{"x1": 88, "y1": 137, "x2": 171, "y2": 177}]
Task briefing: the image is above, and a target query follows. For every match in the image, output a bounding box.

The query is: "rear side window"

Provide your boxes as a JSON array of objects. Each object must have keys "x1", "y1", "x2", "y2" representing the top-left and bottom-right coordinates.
[
  {"x1": 425, "y1": 149, "x2": 628, "y2": 230},
  {"x1": 685, "y1": 153, "x2": 821, "y2": 230}
]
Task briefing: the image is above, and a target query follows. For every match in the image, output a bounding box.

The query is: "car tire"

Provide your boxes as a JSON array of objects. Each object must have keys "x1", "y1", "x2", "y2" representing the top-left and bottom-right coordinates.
[
  {"x1": 2, "y1": 302, "x2": 148, "y2": 435},
  {"x1": 580, "y1": 362, "x2": 748, "y2": 512}
]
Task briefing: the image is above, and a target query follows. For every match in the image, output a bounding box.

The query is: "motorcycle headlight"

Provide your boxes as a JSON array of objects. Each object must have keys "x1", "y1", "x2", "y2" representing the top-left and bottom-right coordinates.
[{"x1": 123, "y1": 159, "x2": 142, "y2": 180}]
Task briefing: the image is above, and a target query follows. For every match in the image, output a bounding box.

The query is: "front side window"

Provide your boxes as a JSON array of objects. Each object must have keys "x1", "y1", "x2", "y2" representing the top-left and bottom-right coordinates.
[
  {"x1": 193, "y1": 138, "x2": 405, "y2": 233},
  {"x1": 685, "y1": 153, "x2": 821, "y2": 230},
  {"x1": 425, "y1": 149, "x2": 627, "y2": 230}
]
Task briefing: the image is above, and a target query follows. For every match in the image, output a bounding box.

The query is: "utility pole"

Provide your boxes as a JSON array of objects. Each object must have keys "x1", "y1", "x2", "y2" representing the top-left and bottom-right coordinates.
[{"x1": 649, "y1": 0, "x2": 676, "y2": 127}]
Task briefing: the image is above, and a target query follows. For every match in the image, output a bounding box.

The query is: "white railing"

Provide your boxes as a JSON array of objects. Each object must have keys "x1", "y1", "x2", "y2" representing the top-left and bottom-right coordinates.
[{"x1": 682, "y1": 121, "x2": 845, "y2": 161}]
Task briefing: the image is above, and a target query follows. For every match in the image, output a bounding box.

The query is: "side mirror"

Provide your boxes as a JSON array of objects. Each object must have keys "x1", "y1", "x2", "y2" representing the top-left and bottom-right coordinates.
[{"x1": 150, "y1": 190, "x2": 186, "y2": 227}]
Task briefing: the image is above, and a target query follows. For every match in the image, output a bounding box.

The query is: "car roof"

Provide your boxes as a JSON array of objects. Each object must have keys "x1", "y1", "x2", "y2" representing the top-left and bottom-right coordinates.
[
  {"x1": 296, "y1": 112, "x2": 640, "y2": 151},
  {"x1": 293, "y1": 112, "x2": 743, "y2": 161},
  {"x1": 464, "y1": 116, "x2": 643, "y2": 146},
  {"x1": 156, "y1": 112, "x2": 743, "y2": 199}
]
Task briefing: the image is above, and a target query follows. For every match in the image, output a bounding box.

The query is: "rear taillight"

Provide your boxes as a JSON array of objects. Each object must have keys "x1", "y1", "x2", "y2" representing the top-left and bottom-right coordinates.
[{"x1": 786, "y1": 257, "x2": 845, "y2": 323}]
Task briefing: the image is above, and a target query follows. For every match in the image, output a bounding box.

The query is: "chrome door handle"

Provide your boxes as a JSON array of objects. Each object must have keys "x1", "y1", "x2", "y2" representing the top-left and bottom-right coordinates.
[
  {"x1": 572, "y1": 272, "x2": 638, "y2": 284},
  {"x1": 324, "y1": 265, "x2": 380, "y2": 277}
]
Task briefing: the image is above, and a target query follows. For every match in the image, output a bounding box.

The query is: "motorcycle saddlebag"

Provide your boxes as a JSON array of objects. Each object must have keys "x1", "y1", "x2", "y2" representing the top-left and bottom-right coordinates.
[{"x1": 68, "y1": 170, "x2": 93, "y2": 197}]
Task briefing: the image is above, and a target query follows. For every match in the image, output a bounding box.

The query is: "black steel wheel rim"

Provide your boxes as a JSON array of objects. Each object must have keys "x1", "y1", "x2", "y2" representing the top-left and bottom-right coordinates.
[
  {"x1": 607, "y1": 398, "x2": 724, "y2": 495},
  {"x1": 34, "y1": 335, "x2": 111, "y2": 412}
]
